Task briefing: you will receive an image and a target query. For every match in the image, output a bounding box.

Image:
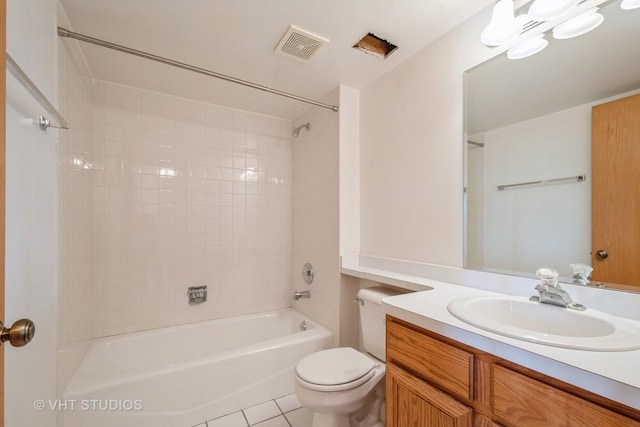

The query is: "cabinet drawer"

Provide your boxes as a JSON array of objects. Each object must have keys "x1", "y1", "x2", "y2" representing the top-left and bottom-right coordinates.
[
  {"x1": 493, "y1": 365, "x2": 640, "y2": 427},
  {"x1": 387, "y1": 318, "x2": 474, "y2": 401}
]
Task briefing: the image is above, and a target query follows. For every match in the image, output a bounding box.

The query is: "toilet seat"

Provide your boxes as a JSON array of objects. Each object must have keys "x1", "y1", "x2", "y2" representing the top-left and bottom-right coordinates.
[
  {"x1": 295, "y1": 347, "x2": 377, "y2": 392},
  {"x1": 296, "y1": 368, "x2": 376, "y2": 392}
]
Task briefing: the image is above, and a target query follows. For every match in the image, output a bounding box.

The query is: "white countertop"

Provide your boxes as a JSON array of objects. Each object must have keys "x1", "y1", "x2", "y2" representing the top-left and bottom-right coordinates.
[{"x1": 341, "y1": 255, "x2": 640, "y2": 411}]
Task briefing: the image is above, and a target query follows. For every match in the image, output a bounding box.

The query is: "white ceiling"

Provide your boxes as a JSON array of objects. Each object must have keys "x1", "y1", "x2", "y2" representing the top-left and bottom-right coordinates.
[{"x1": 58, "y1": 0, "x2": 493, "y2": 120}]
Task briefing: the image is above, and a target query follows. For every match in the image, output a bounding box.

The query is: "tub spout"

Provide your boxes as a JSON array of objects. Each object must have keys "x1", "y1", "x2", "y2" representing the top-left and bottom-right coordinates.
[{"x1": 293, "y1": 290, "x2": 310, "y2": 300}]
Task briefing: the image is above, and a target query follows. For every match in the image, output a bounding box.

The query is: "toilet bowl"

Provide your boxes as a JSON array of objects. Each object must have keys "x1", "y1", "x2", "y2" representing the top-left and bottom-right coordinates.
[{"x1": 294, "y1": 286, "x2": 406, "y2": 427}]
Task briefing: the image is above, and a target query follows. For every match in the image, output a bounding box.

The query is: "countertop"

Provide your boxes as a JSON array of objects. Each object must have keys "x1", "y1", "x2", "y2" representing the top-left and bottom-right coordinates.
[{"x1": 341, "y1": 255, "x2": 640, "y2": 411}]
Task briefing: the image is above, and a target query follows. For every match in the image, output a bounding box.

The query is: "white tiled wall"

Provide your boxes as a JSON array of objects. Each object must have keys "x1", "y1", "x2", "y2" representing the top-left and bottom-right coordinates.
[
  {"x1": 57, "y1": 2, "x2": 97, "y2": 395},
  {"x1": 60, "y1": 79, "x2": 293, "y2": 338}
]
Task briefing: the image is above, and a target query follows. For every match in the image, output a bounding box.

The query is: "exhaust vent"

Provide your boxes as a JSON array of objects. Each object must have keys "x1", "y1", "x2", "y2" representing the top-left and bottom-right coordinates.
[{"x1": 275, "y1": 25, "x2": 329, "y2": 63}]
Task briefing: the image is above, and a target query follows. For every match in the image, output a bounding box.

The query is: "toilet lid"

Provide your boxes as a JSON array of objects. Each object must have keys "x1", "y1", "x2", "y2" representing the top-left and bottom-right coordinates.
[{"x1": 295, "y1": 347, "x2": 375, "y2": 386}]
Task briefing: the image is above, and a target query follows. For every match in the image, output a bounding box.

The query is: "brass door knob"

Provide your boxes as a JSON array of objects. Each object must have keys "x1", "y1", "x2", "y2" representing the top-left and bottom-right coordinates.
[
  {"x1": 595, "y1": 250, "x2": 609, "y2": 260},
  {"x1": 0, "y1": 319, "x2": 35, "y2": 347}
]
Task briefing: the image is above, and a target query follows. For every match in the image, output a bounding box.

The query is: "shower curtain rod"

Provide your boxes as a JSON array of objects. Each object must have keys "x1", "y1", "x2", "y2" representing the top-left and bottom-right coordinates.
[{"x1": 57, "y1": 27, "x2": 339, "y2": 113}]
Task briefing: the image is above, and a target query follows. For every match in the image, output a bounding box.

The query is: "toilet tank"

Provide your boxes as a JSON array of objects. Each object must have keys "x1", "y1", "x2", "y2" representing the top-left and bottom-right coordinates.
[{"x1": 358, "y1": 286, "x2": 407, "y2": 361}]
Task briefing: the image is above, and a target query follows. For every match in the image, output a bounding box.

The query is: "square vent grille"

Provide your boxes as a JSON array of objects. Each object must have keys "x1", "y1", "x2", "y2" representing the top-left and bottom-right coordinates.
[{"x1": 275, "y1": 25, "x2": 329, "y2": 63}]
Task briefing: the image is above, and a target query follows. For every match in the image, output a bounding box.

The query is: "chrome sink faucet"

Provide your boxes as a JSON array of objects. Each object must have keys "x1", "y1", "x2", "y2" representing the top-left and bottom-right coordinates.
[{"x1": 530, "y1": 268, "x2": 586, "y2": 311}]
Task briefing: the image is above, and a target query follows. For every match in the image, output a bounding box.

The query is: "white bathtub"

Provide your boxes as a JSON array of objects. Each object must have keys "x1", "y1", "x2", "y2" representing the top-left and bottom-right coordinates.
[{"x1": 62, "y1": 308, "x2": 333, "y2": 427}]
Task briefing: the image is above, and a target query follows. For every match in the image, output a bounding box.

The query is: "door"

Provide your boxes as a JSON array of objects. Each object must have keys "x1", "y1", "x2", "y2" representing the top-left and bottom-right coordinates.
[
  {"x1": 4, "y1": 0, "x2": 54, "y2": 424},
  {"x1": 591, "y1": 93, "x2": 640, "y2": 287},
  {"x1": 1, "y1": 0, "x2": 6, "y2": 424}
]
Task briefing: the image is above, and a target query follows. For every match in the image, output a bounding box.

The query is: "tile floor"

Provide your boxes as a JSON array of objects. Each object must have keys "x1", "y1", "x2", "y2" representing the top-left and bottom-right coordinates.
[{"x1": 194, "y1": 394, "x2": 313, "y2": 427}]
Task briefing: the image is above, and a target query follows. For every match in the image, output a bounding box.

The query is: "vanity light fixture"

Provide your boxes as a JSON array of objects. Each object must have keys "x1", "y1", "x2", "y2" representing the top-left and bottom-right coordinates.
[
  {"x1": 507, "y1": 34, "x2": 548, "y2": 59},
  {"x1": 621, "y1": 0, "x2": 640, "y2": 9},
  {"x1": 528, "y1": 0, "x2": 580, "y2": 21},
  {"x1": 481, "y1": 0, "x2": 621, "y2": 60},
  {"x1": 480, "y1": 0, "x2": 524, "y2": 46},
  {"x1": 552, "y1": 7, "x2": 604, "y2": 39}
]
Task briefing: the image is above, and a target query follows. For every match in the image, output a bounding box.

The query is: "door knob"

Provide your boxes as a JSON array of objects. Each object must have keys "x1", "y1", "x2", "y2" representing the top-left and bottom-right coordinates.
[
  {"x1": 595, "y1": 250, "x2": 609, "y2": 260},
  {"x1": 0, "y1": 319, "x2": 35, "y2": 347}
]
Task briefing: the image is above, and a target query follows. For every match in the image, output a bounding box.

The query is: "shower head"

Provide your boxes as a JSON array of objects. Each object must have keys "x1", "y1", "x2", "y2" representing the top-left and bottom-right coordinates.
[{"x1": 292, "y1": 122, "x2": 310, "y2": 137}]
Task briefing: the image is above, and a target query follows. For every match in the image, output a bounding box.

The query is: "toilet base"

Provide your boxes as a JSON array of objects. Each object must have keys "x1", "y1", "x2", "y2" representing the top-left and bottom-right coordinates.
[
  {"x1": 350, "y1": 379, "x2": 385, "y2": 427},
  {"x1": 310, "y1": 410, "x2": 383, "y2": 427},
  {"x1": 311, "y1": 412, "x2": 351, "y2": 427},
  {"x1": 308, "y1": 379, "x2": 385, "y2": 427}
]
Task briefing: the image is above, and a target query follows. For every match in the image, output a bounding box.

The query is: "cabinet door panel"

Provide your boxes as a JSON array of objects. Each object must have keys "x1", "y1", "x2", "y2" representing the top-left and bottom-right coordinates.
[
  {"x1": 473, "y1": 413, "x2": 502, "y2": 427},
  {"x1": 387, "y1": 363, "x2": 472, "y2": 427},
  {"x1": 493, "y1": 365, "x2": 640, "y2": 427}
]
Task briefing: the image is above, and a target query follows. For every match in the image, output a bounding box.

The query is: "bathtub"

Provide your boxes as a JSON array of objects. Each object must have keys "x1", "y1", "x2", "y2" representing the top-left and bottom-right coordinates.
[{"x1": 62, "y1": 308, "x2": 333, "y2": 427}]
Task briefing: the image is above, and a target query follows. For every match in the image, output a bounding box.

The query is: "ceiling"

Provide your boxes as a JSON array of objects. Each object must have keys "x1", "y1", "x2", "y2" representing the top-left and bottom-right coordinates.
[{"x1": 58, "y1": 0, "x2": 493, "y2": 120}]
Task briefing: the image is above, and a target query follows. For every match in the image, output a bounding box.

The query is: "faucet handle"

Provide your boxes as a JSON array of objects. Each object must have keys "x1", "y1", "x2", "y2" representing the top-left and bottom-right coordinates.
[
  {"x1": 535, "y1": 268, "x2": 559, "y2": 287},
  {"x1": 534, "y1": 283, "x2": 548, "y2": 293},
  {"x1": 570, "y1": 263, "x2": 593, "y2": 278}
]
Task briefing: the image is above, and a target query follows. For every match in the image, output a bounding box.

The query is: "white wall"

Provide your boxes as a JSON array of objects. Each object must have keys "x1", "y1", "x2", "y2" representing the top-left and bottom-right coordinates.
[
  {"x1": 5, "y1": 0, "x2": 59, "y2": 425},
  {"x1": 477, "y1": 105, "x2": 592, "y2": 277},
  {"x1": 465, "y1": 143, "x2": 484, "y2": 268},
  {"x1": 337, "y1": 86, "x2": 362, "y2": 349},
  {"x1": 339, "y1": 85, "x2": 360, "y2": 256},
  {"x1": 359, "y1": 6, "x2": 502, "y2": 267}
]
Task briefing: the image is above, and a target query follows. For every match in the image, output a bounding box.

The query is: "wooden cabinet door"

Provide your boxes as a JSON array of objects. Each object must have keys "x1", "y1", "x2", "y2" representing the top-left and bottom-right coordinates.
[
  {"x1": 493, "y1": 365, "x2": 640, "y2": 427},
  {"x1": 387, "y1": 362, "x2": 472, "y2": 427},
  {"x1": 591, "y1": 93, "x2": 640, "y2": 286}
]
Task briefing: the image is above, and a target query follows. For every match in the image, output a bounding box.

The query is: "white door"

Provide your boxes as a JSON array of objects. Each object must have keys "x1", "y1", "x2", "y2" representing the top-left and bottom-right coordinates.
[{"x1": 5, "y1": 0, "x2": 59, "y2": 426}]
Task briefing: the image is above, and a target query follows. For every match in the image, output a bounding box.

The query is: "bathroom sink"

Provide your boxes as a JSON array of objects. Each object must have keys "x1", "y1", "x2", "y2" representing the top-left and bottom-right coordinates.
[{"x1": 447, "y1": 296, "x2": 640, "y2": 351}]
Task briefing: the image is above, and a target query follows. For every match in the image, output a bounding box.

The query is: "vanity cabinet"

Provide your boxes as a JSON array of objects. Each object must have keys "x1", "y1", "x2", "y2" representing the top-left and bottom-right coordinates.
[{"x1": 386, "y1": 316, "x2": 640, "y2": 427}]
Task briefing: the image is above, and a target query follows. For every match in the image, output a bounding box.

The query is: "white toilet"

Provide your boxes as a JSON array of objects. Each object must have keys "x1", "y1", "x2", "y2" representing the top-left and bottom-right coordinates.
[{"x1": 294, "y1": 286, "x2": 405, "y2": 427}]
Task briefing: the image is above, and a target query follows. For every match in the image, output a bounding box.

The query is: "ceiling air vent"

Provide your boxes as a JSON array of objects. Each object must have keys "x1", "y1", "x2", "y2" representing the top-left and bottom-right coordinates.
[{"x1": 274, "y1": 25, "x2": 329, "y2": 63}]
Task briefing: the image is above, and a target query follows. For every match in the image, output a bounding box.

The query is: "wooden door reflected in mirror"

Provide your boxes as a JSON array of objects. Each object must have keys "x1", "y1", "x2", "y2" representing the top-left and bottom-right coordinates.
[{"x1": 591, "y1": 93, "x2": 640, "y2": 287}]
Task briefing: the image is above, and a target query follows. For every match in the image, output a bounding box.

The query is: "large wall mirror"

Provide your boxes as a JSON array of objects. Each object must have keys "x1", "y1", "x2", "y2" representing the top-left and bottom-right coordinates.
[{"x1": 464, "y1": 0, "x2": 640, "y2": 292}]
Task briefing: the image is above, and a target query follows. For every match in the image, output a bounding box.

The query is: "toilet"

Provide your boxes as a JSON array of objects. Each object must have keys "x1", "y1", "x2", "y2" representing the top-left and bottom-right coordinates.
[{"x1": 294, "y1": 286, "x2": 405, "y2": 427}]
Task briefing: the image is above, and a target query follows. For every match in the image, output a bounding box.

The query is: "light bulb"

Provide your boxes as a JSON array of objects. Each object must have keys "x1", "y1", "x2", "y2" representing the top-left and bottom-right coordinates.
[
  {"x1": 507, "y1": 35, "x2": 548, "y2": 60},
  {"x1": 553, "y1": 8, "x2": 604, "y2": 40},
  {"x1": 481, "y1": 0, "x2": 522, "y2": 46},
  {"x1": 621, "y1": 0, "x2": 640, "y2": 10},
  {"x1": 528, "y1": 0, "x2": 579, "y2": 21}
]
